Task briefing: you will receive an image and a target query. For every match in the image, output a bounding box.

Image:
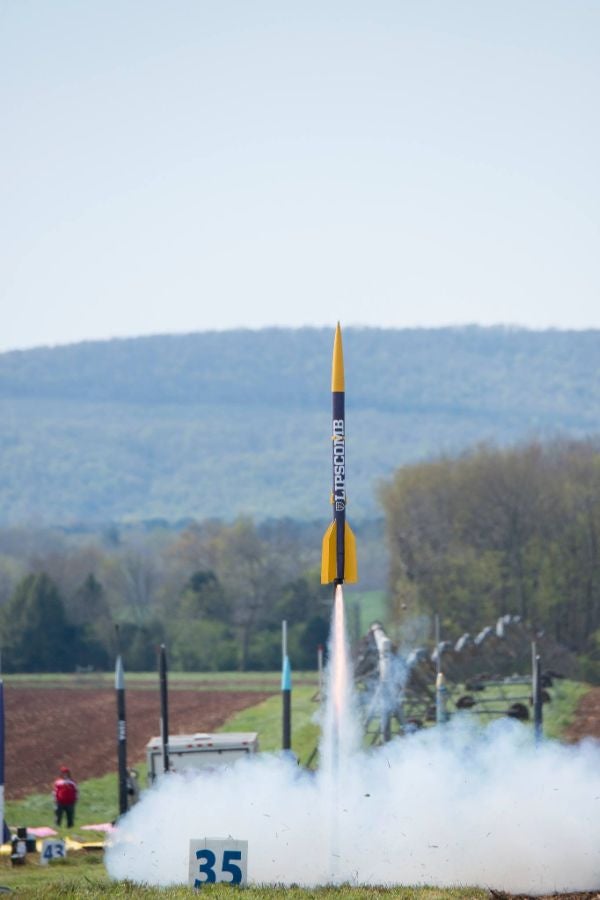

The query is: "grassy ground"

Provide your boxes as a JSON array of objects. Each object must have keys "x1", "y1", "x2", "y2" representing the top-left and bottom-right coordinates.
[
  {"x1": 352, "y1": 591, "x2": 389, "y2": 633},
  {"x1": 445, "y1": 677, "x2": 587, "y2": 740},
  {"x1": 0, "y1": 856, "x2": 489, "y2": 900},
  {"x1": 3, "y1": 671, "x2": 319, "y2": 691},
  {"x1": 5, "y1": 770, "x2": 122, "y2": 835},
  {"x1": 541, "y1": 677, "x2": 589, "y2": 739},
  {"x1": 221, "y1": 684, "x2": 321, "y2": 767},
  {"x1": 0, "y1": 851, "x2": 109, "y2": 895}
]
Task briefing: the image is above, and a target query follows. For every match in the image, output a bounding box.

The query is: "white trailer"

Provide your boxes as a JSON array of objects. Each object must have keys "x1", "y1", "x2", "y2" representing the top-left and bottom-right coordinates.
[{"x1": 146, "y1": 732, "x2": 259, "y2": 783}]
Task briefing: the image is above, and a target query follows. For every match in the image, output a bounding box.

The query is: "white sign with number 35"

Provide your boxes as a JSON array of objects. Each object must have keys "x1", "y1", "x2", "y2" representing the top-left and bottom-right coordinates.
[{"x1": 188, "y1": 837, "x2": 248, "y2": 887}]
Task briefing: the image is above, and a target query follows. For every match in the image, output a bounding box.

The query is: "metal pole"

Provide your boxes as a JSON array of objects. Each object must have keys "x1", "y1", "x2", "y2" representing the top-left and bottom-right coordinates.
[
  {"x1": 381, "y1": 636, "x2": 392, "y2": 742},
  {"x1": 159, "y1": 644, "x2": 170, "y2": 774},
  {"x1": 533, "y1": 653, "x2": 543, "y2": 744},
  {"x1": 371, "y1": 623, "x2": 393, "y2": 742}
]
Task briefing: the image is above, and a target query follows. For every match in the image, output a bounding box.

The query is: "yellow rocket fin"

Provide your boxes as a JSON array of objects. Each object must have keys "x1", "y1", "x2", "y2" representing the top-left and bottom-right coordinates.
[
  {"x1": 344, "y1": 521, "x2": 358, "y2": 583},
  {"x1": 320, "y1": 520, "x2": 359, "y2": 584},
  {"x1": 321, "y1": 521, "x2": 337, "y2": 584}
]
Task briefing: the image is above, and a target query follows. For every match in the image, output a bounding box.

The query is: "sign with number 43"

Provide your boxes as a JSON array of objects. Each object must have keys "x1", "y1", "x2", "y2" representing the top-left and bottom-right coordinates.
[
  {"x1": 188, "y1": 838, "x2": 248, "y2": 887},
  {"x1": 40, "y1": 839, "x2": 66, "y2": 865}
]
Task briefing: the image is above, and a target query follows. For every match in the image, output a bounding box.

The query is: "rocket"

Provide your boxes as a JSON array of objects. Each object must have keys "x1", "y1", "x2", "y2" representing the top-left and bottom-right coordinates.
[
  {"x1": 321, "y1": 323, "x2": 358, "y2": 585},
  {"x1": 115, "y1": 654, "x2": 128, "y2": 817},
  {"x1": 159, "y1": 644, "x2": 170, "y2": 774},
  {"x1": 281, "y1": 620, "x2": 291, "y2": 752},
  {"x1": 435, "y1": 672, "x2": 449, "y2": 725},
  {"x1": 532, "y1": 644, "x2": 543, "y2": 744}
]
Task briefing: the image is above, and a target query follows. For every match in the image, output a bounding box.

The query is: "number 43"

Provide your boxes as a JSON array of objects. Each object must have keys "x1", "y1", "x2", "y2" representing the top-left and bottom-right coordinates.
[{"x1": 195, "y1": 848, "x2": 243, "y2": 886}]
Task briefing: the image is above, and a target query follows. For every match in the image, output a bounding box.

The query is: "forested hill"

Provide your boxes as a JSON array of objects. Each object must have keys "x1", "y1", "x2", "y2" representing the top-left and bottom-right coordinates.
[{"x1": 1, "y1": 326, "x2": 599, "y2": 524}]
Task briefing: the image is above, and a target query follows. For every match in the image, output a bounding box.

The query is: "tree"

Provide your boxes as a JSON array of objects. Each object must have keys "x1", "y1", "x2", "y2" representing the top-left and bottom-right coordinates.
[
  {"x1": 381, "y1": 440, "x2": 600, "y2": 659},
  {"x1": 178, "y1": 570, "x2": 230, "y2": 622},
  {"x1": 0, "y1": 573, "x2": 78, "y2": 671},
  {"x1": 102, "y1": 544, "x2": 162, "y2": 623},
  {"x1": 169, "y1": 619, "x2": 237, "y2": 671},
  {"x1": 67, "y1": 573, "x2": 112, "y2": 668},
  {"x1": 116, "y1": 619, "x2": 165, "y2": 671},
  {"x1": 211, "y1": 518, "x2": 278, "y2": 670}
]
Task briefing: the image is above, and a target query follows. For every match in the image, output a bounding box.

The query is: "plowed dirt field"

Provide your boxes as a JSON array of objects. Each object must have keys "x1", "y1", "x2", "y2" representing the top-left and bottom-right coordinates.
[{"x1": 3, "y1": 684, "x2": 273, "y2": 799}]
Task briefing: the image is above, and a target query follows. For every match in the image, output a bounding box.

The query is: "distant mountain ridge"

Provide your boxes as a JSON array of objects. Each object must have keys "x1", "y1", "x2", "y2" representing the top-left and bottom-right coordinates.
[{"x1": 0, "y1": 326, "x2": 599, "y2": 524}]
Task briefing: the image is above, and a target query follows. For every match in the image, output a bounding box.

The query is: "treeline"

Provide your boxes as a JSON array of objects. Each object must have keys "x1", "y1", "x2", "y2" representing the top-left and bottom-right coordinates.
[
  {"x1": 0, "y1": 518, "x2": 338, "y2": 673},
  {"x1": 382, "y1": 439, "x2": 600, "y2": 680},
  {"x1": 3, "y1": 437, "x2": 600, "y2": 676}
]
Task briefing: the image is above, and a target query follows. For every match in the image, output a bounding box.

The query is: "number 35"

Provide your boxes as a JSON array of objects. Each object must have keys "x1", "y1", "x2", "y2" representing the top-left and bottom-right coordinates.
[{"x1": 195, "y1": 848, "x2": 243, "y2": 886}]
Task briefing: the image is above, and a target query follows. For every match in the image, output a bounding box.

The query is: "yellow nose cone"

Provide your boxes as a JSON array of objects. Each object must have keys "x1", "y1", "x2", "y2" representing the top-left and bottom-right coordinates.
[{"x1": 331, "y1": 322, "x2": 345, "y2": 392}]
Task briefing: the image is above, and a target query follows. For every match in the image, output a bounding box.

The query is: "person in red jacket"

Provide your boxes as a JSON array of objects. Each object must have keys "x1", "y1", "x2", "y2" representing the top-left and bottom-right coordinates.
[{"x1": 53, "y1": 766, "x2": 78, "y2": 827}]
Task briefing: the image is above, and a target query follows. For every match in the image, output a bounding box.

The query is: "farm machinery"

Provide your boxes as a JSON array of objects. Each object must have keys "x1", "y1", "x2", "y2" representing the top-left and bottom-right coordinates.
[{"x1": 354, "y1": 613, "x2": 578, "y2": 744}]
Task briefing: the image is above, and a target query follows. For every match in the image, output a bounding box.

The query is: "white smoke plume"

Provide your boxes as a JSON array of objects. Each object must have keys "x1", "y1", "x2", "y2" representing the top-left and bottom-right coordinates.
[{"x1": 106, "y1": 591, "x2": 600, "y2": 892}]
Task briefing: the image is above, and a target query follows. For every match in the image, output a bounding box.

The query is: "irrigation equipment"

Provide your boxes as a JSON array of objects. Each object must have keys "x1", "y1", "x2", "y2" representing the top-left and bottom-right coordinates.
[{"x1": 353, "y1": 612, "x2": 572, "y2": 742}]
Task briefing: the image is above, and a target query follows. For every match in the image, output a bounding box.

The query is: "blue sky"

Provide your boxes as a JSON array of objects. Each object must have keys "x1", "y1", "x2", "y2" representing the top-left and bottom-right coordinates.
[{"x1": 1, "y1": 0, "x2": 599, "y2": 350}]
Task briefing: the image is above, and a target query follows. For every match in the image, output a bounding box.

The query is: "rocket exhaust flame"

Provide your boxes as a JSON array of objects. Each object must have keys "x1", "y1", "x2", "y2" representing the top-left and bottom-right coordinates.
[
  {"x1": 332, "y1": 587, "x2": 346, "y2": 725},
  {"x1": 321, "y1": 585, "x2": 360, "y2": 779},
  {"x1": 318, "y1": 582, "x2": 362, "y2": 881}
]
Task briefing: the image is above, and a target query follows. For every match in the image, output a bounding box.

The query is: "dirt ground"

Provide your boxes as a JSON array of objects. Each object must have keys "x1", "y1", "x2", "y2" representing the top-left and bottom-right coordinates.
[
  {"x1": 565, "y1": 686, "x2": 600, "y2": 743},
  {"x1": 3, "y1": 685, "x2": 272, "y2": 799}
]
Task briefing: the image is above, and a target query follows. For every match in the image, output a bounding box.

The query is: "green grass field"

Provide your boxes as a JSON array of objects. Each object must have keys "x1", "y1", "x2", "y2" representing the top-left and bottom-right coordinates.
[
  {"x1": 427, "y1": 677, "x2": 586, "y2": 741},
  {"x1": 222, "y1": 684, "x2": 322, "y2": 766},
  {"x1": 6, "y1": 770, "x2": 122, "y2": 836},
  {"x1": 455, "y1": 677, "x2": 586, "y2": 740},
  {"x1": 538, "y1": 678, "x2": 589, "y2": 739},
  {"x1": 3, "y1": 671, "x2": 319, "y2": 691},
  {"x1": 0, "y1": 859, "x2": 489, "y2": 900},
  {"x1": 352, "y1": 591, "x2": 389, "y2": 633}
]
